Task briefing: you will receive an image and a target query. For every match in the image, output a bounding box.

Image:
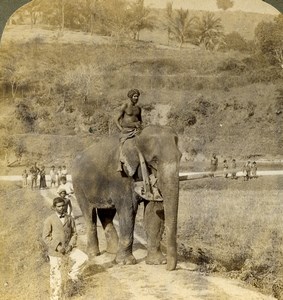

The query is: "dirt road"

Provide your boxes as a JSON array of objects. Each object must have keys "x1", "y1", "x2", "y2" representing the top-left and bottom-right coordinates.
[
  {"x1": 38, "y1": 186, "x2": 275, "y2": 300},
  {"x1": 1, "y1": 169, "x2": 283, "y2": 182}
]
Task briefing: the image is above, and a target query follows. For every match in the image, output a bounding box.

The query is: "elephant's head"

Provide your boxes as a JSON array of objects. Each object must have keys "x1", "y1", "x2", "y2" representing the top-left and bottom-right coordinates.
[{"x1": 136, "y1": 125, "x2": 182, "y2": 270}]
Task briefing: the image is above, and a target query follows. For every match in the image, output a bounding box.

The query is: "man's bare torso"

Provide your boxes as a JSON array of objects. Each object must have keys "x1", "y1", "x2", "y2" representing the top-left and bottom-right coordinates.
[{"x1": 120, "y1": 103, "x2": 141, "y2": 128}]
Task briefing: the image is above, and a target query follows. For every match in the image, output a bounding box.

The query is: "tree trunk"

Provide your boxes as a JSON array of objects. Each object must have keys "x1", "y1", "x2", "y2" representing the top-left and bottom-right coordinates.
[
  {"x1": 90, "y1": 14, "x2": 94, "y2": 35},
  {"x1": 61, "y1": 0, "x2": 65, "y2": 32},
  {"x1": 29, "y1": 11, "x2": 33, "y2": 29}
]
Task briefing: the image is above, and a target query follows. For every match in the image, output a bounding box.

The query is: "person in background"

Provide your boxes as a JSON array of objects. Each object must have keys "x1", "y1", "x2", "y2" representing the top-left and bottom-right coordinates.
[
  {"x1": 42, "y1": 197, "x2": 88, "y2": 300},
  {"x1": 247, "y1": 161, "x2": 252, "y2": 180},
  {"x1": 210, "y1": 153, "x2": 218, "y2": 177},
  {"x1": 57, "y1": 176, "x2": 74, "y2": 196},
  {"x1": 61, "y1": 165, "x2": 68, "y2": 178},
  {"x1": 243, "y1": 161, "x2": 252, "y2": 181},
  {"x1": 22, "y1": 169, "x2": 28, "y2": 188},
  {"x1": 223, "y1": 160, "x2": 229, "y2": 178},
  {"x1": 50, "y1": 166, "x2": 57, "y2": 188},
  {"x1": 30, "y1": 162, "x2": 40, "y2": 190},
  {"x1": 58, "y1": 187, "x2": 73, "y2": 217},
  {"x1": 57, "y1": 166, "x2": 62, "y2": 187},
  {"x1": 251, "y1": 161, "x2": 258, "y2": 178},
  {"x1": 39, "y1": 166, "x2": 47, "y2": 190},
  {"x1": 231, "y1": 159, "x2": 237, "y2": 179}
]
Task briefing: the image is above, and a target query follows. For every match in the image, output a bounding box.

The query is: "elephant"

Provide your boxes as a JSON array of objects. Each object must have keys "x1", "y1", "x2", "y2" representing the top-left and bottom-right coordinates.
[{"x1": 71, "y1": 125, "x2": 181, "y2": 271}]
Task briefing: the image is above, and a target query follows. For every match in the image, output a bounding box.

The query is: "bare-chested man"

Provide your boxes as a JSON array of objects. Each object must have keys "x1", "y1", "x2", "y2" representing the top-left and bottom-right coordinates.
[
  {"x1": 116, "y1": 89, "x2": 143, "y2": 172},
  {"x1": 115, "y1": 89, "x2": 162, "y2": 201},
  {"x1": 115, "y1": 88, "x2": 142, "y2": 134}
]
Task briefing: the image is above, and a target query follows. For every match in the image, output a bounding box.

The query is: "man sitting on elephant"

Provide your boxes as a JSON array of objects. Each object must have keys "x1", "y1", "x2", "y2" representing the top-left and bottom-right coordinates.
[
  {"x1": 115, "y1": 88, "x2": 143, "y2": 173},
  {"x1": 115, "y1": 89, "x2": 162, "y2": 201}
]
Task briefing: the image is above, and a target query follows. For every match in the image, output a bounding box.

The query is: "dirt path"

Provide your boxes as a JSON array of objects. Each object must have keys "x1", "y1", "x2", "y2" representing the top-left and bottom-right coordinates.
[
  {"x1": 37, "y1": 186, "x2": 275, "y2": 300},
  {"x1": 1, "y1": 169, "x2": 283, "y2": 182}
]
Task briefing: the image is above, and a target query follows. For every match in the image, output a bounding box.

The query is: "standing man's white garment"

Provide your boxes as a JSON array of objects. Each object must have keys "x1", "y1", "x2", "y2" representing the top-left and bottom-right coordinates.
[{"x1": 43, "y1": 197, "x2": 88, "y2": 300}]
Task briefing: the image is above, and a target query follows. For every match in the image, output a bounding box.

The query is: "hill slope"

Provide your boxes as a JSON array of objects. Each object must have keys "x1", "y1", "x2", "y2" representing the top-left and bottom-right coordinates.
[{"x1": 0, "y1": 25, "x2": 282, "y2": 167}]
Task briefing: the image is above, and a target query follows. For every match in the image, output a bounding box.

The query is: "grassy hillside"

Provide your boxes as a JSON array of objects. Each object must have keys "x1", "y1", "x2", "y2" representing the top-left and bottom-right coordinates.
[
  {"x1": 0, "y1": 25, "x2": 282, "y2": 169},
  {"x1": 142, "y1": 9, "x2": 276, "y2": 43}
]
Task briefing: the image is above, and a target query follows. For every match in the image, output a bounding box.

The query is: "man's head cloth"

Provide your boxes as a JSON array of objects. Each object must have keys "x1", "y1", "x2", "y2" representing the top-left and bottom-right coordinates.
[{"x1": 127, "y1": 89, "x2": 140, "y2": 99}]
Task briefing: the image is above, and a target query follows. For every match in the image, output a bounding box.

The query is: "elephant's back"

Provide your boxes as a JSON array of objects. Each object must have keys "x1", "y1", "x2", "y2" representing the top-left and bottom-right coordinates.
[
  {"x1": 72, "y1": 136, "x2": 119, "y2": 176},
  {"x1": 71, "y1": 135, "x2": 131, "y2": 207}
]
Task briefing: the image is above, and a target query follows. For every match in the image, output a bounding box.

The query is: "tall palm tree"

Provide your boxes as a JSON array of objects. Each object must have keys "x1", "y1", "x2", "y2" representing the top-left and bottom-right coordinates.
[
  {"x1": 194, "y1": 12, "x2": 224, "y2": 50},
  {"x1": 168, "y1": 8, "x2": 196, "y2": 48},
  {"x1": 165, "y1": 1, "x2": 173, "y2": 45},
  {"x1": 128, "y1": 0, "x2": 155, "y2": 40}
]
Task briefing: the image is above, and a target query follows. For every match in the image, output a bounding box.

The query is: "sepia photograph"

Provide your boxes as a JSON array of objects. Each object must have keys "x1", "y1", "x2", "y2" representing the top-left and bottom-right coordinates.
[{"x1": 0, "y1": 0, "x2": 283, "y2": 299}]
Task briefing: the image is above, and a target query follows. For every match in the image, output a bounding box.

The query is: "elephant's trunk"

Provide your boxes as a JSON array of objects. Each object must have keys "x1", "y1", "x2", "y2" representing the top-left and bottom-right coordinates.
[{"x1": 158, "y1": 161, "x2": 180, "y2": 271}]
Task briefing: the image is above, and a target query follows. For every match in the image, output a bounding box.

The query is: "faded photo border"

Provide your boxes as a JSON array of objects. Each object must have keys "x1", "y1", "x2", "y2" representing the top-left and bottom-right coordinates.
[{"x1": 1, "y1": 1, "x2": 283, "y2": 300}]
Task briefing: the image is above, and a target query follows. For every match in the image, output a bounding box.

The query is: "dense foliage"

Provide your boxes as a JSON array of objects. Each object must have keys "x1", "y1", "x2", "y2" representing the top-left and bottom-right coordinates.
[{"x1": 255, "y1": 15, "x2": 283, "y2": 66}]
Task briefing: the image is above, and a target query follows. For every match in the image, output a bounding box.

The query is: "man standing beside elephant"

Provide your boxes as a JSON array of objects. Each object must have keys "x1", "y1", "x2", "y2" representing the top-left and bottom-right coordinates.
[{"x1": 43, "y1": 197, "x2": 88, "y2": 299}]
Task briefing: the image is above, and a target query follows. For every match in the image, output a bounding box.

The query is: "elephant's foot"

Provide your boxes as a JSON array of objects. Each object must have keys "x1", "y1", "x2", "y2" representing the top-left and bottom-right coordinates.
[
  {"x1": 106, "y1": 244, "x2": 118, "y2": 254},
  {"x1": 87, "y1": 248, "x2": 101, "y2": 260},
  {"x1": 115, "y1": 253, "x2": 137, "y2": 265},
  {"x1": 146, "y1": 251, "x2": 166, "y2": 265},
  {"x1": 105, "y1": 232, "x2": 118, "y2": 254}
]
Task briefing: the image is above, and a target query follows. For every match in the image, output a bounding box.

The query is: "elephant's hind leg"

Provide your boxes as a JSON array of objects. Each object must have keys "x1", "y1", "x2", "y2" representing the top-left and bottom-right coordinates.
[
  {"x1": 97, "y1": 208, "x2": 119, "y2": 254},
  {"x1": 144, "y1": 201, "x2": 166, "y2": 265}
]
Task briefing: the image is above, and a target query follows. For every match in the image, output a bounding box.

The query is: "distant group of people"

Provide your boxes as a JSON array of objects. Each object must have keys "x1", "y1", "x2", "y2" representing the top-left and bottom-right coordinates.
[
  {"x1": 242, "y1": 160, "x2": 258, "y2": 181},
  {"x1": 21, "y1": 162, "x2": 86, "y2": 299},
  {"x1": 210, "y1": 154, "x2": 258, "y2": 180},
  {"x1": 22, "y1": 163, "x2": 68, "y2": 190}
]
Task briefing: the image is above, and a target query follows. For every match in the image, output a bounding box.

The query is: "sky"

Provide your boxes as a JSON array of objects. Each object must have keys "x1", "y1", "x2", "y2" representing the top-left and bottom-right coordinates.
[{"x1": 144, "y1": 0, "x2": 280, "y2": 14}]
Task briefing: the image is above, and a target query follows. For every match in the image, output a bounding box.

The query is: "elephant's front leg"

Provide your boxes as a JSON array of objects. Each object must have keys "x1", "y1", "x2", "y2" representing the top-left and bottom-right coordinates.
[
  {"x1": 73, "y1": 184, "x2": 100, "y2": 259},
  {"x1": 85, "y1": 207, "x2": 100, "y2": 259},
  {"x1": 115, "y1": 205, "x2": 137, "y2": 265},
  {"x1": 144, "y1": 201, "x2": 166, "y2": 265}
]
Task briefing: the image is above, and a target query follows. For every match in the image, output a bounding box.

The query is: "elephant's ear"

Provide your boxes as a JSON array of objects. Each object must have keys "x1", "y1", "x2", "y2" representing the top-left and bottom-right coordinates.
[{"x1": 120, "y1": 140, "x2": 140, "y2": 177}]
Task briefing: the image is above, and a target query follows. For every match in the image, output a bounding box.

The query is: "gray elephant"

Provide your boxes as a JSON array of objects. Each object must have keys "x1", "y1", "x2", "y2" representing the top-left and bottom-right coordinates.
[{"x1": 72, "y1": 125, "x2": 181, "y2": 271}]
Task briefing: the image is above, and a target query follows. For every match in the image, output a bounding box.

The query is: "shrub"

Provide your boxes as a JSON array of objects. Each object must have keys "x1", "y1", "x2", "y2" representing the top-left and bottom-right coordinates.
[
  {"x1": 221, "y1": 32, "x2": 250, "y2": 52},
  {"x1": 217, "y1": 58, "x2": 246, "y2": 73},
  {"x1": 246, "y1": 67, "x2": 282, "y2": 84},
  {"x1": 254, "y1": 15, "x2": 283, "y2": 67},
  {"x1": 15, "y1": 101, "x2": 37, "y2": 132},
  {"x1": 167, "y1": 101, "x2": 197, "y2": 133},
  {"x1": 192, "y1": 95, "x2": 218, "y2": 117}
]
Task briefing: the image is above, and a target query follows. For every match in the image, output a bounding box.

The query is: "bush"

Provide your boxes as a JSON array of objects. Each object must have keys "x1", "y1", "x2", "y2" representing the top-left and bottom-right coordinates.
[
  {"x1": 167, "y1": 101, "x2": 197, "y2": 133},
  {"x1": 255, "y1": 15, "x2": 283, "y2": 66},
  {"x1": 217, "y1": 58, "x2": 246, "y2": 73},
  {"x1": 192, "y1": 95, "x2": 218, "y2": 117},
  {"x1": 246, "y1": 67, "x2": 282, "y2": 84},
  {"x1": 15, "y1": 102, "x2": 37, "y2": 132},
  {"x1": 221, "y1": 32, "x2": 250, "y2": 52}
]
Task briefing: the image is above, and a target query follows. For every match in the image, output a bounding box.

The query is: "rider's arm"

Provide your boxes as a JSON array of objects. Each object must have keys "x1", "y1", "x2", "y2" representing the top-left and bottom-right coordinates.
[{"x1": 115, "y1": 104, "x2": 127, "y2": 131}]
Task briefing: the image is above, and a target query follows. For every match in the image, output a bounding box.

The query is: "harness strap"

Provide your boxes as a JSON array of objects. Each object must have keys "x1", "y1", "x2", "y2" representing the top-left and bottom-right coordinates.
[{"x1": 136, "y1": 146, "x2": 152, "y2": 199}]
